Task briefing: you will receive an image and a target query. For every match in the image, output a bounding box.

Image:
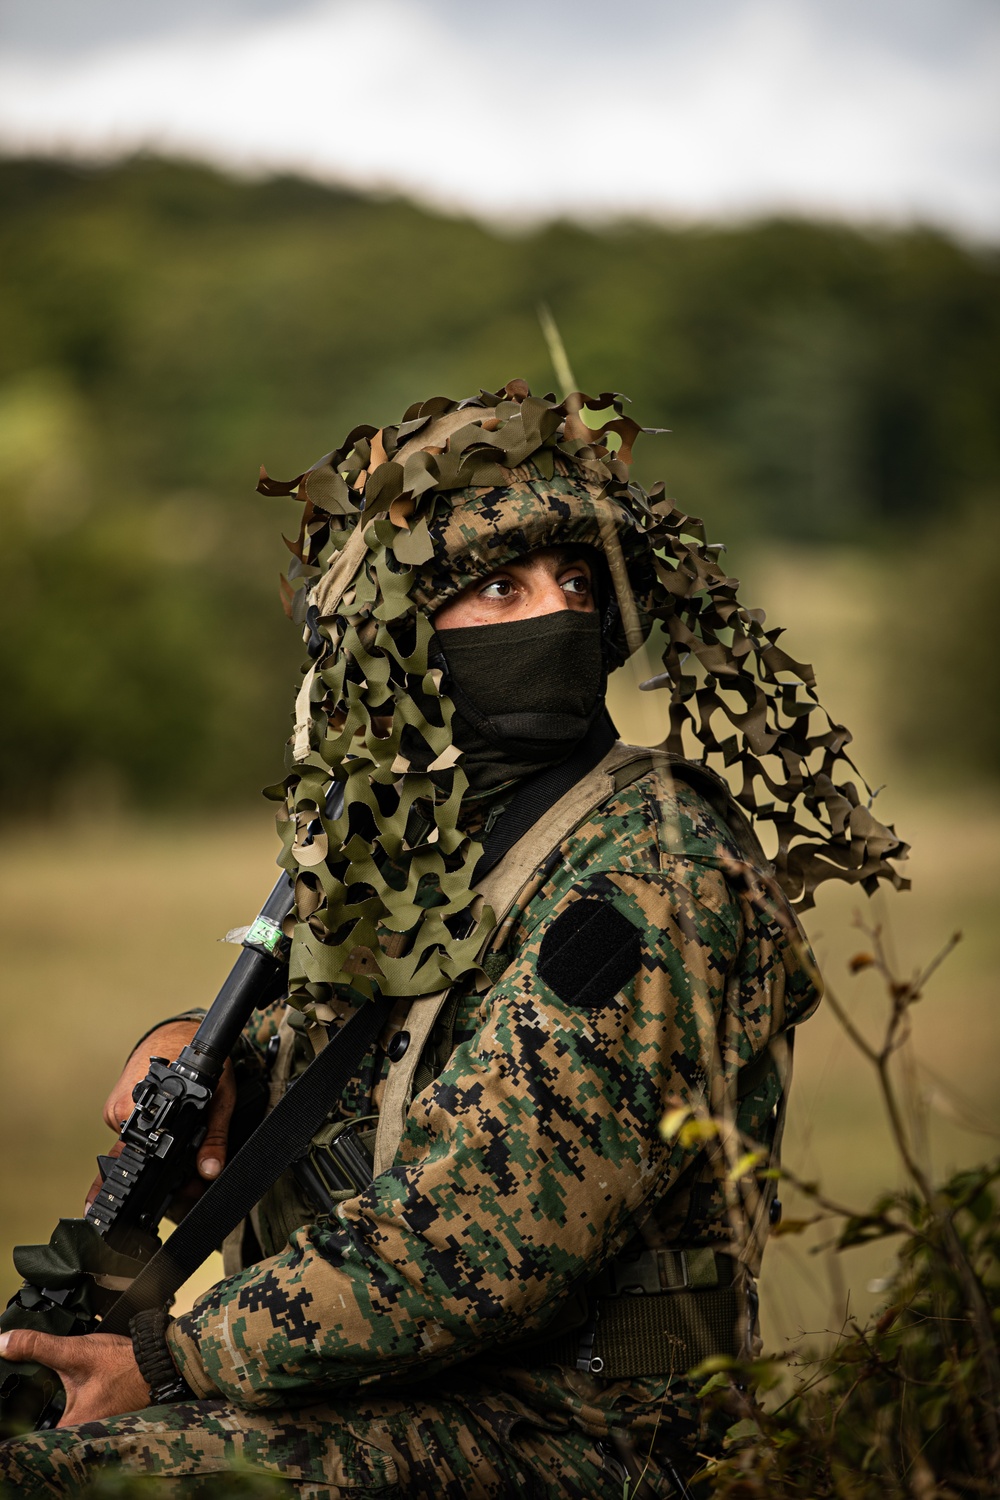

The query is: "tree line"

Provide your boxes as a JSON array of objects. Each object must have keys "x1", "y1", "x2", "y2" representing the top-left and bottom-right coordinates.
[{"x1": 1, "y1": 154, "x2": 997, "y2": 812}]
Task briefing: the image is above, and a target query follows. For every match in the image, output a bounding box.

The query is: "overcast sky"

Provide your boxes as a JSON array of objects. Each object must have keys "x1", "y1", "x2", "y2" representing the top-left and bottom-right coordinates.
[{"x1": 1, "y1": 0, "x2": 997, "y2": 236}]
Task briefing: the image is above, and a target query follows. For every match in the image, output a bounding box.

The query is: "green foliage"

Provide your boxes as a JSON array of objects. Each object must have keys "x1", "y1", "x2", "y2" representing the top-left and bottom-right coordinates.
[
  {"x1": 1, "y1": 153, "x2": 998, "y2": 811},
  {"x1": 694, "y1": 1159, "x2": 1000, "y2": 1497},
  {"x1": 0, "y1": 365, "x2": 301, "y2": 814},
  {"x1": 682, "y1": 924, "x2": 1000, "y2": 1496}
]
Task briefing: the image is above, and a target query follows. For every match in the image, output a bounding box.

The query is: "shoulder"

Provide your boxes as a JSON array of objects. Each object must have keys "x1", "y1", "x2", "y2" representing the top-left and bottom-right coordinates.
[
  {"x1": 559, "y1": 762, "x2": 747, "y2": 872},
  {"x1": 505, "y1": 764, "x2": 748, "y2": 957}
]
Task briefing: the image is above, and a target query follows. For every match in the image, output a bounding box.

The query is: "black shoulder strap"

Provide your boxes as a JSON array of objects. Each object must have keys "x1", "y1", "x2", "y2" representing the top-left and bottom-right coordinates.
[{"x1": 100, "y1": 994, "x2": 393, "y2": 1334}]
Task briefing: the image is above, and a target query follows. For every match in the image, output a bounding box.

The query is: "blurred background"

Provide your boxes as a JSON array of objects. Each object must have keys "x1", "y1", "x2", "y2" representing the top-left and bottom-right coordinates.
[{"x1": 1, "y1": 0, "x2": 997, "y2": 1351}]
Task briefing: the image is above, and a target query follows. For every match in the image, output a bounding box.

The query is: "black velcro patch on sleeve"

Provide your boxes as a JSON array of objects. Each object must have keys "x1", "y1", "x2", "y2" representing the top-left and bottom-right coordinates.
[{"x1": 537, "y1": 897, "x2": 643, "y2": 1010}]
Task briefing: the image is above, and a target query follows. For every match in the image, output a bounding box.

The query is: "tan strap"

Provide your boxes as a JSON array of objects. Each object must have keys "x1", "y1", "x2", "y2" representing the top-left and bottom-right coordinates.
[
  {"x1": 268, "y1": 1009, "x2": 301, "y2": 1102},
  {"x1": 475, "y1": 741, "x2": 656, "y2": 942},
  {"x1": 310, "y1": 520, "x2": 371, "y2": 620},
  {"x1": 371, "y1": 742, "x2": 655, "y2": 1173},
  {"x1": 220, "y1": 1221, "x2": 246, "y2": 1279},
  {"x1": 393, "y1": 408, "x2": 492, "y2": 466},
  {"x1": 372, "y1": 987, "x2": 451, "y2": 1176}
]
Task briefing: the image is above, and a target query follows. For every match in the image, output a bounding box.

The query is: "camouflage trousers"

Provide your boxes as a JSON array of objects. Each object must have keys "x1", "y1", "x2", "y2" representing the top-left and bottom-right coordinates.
[{"x1": 0, "y1": 1387, "x2": 675, "y2": 1498}]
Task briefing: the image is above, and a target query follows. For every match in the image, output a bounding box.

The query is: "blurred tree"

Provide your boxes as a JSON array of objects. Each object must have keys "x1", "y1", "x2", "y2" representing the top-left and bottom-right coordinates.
[{"x1": 0, "y1": 154, "x2": 997, "y2": 811}]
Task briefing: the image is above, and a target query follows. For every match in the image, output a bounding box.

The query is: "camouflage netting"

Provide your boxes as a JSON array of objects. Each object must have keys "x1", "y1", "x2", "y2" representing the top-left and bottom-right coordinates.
[{"x1": 258, "y1": 380, "x2": 908, "y2": 1014}]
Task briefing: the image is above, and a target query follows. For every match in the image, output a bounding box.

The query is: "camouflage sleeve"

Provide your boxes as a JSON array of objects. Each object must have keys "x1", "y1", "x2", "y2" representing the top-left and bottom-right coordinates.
[
  {"x1": 239, "y1": 997, "x2": 285, "y2": 1060},
  {"x1": 127, "y1": 1008, "x2": 207, "y2": 1057},
  {"x1": 166, "y1": 854, "x2": 742, "y2": 1407}
]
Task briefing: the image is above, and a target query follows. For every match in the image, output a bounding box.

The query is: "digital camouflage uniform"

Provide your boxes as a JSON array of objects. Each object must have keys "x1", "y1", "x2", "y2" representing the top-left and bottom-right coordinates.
[
  {"x1": 1, "y1": 771, "x2": 819, "y2": 1497},
  {"x1": 0, "y1": 384, "x2": 903, "y2": 1497}
]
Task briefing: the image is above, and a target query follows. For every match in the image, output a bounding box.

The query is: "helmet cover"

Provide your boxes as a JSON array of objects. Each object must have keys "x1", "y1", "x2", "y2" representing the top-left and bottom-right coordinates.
[{"x1": 258, "y1": 381, "x2": 907, "y2": 1014}]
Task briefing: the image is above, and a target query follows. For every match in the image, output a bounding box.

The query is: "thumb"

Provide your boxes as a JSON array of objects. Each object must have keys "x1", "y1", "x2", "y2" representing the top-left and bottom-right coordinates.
[
  {"x1": 196, "y1": 1062, "x2": 236, "y2": 1181},
  {"x1": 0, "y1": 1327, "x2": 62, "y2": 1369}
]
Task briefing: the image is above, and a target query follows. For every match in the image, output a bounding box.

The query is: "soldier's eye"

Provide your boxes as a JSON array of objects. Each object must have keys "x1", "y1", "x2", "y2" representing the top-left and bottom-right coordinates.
[
  {"x1": 480, "y1": 577, "x2": 514, "y2": 600},
  {"x1": 561, "y1": 571, "x2": 591, "y2": 597}
]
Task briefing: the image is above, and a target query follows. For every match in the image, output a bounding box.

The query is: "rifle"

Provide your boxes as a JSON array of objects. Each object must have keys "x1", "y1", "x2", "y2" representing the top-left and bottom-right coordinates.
[{"x1": 0, "y1": 870, "x2": 295, "y2": 1431}]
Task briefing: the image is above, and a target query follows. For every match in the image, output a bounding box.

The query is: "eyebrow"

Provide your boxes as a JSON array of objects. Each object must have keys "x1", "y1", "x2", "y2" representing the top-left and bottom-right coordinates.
[{"x1": 475, "y1": 548, "x2": 592, "y2": 587}]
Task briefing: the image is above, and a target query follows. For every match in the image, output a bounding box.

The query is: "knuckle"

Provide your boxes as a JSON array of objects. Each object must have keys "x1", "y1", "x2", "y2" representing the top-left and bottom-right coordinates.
[{"x1": 7, "y1": 1329, "x2": 34, "y2": 1359}]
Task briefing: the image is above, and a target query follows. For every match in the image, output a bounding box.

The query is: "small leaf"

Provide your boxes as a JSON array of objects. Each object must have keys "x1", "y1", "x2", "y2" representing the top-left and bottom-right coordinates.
[
  {"x1": 679, "y1": 1117, "x2": 719, "y2": 1148},
  {"x1": 875, "y1": 1304, "x2": 900, "y2": 1335},
  {"x1": 695, "y1": 1371, "x2": 732, "y2": 1398},
  {"x1": 659, "y1": 1105, "x2": 691, "y2": 1142},
  {"x1": 723, "y1": 1418, "x2": 761, "y2": 1446},
  {"x1": 771, "y1": 1216, "x2": 821, "y2": 1237},
  {"x1": 690, "y1": 1354, "x2": 738, "y2": 1379},
  {"x1": 849, "y1": 951, "x2": 875, "y2": 972},
  {"x1": 727, "y1": 1149, "x2": 767, "y2": 1182}
]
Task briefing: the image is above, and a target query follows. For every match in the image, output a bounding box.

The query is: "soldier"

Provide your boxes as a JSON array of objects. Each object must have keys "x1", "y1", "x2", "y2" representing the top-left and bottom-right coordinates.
[{"x1": 0, "y1": 383, "x2": 906, "y2": 1496}]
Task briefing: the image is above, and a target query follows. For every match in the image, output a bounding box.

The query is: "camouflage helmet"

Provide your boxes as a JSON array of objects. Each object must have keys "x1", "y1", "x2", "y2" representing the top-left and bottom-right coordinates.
[
  {"x1": 259, "y1": 381, "x2": 907, "y2": 1014},
  {"x1": 404, "y1": 435, "x2": 655, "y2": 657}
]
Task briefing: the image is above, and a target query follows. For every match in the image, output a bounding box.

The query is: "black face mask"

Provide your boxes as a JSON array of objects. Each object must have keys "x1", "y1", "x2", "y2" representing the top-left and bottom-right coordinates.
[{"x1": 432, "y1": 611, "x2": 606, "y2": 793}]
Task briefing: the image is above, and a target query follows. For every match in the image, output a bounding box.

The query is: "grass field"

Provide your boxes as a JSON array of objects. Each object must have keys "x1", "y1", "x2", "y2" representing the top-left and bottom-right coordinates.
[{"x1": 1, "y1": 546, "x2": 997, "y2": 1348}]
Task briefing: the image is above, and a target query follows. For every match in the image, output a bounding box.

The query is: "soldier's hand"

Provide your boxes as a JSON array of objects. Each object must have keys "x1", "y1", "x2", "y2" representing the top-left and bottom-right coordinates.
[
  {"x1": 0, "y1": 1328, "x2": 150, "y2": 1427},
  {"x1": 85, "y1": 1021, "x2": 238, "y2": 1214}
]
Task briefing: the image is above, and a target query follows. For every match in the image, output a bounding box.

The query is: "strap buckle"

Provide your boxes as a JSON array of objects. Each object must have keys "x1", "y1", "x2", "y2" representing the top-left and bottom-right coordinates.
[{"x1": 598, "y1": 1246, "x2": 725, "y2": 1298}]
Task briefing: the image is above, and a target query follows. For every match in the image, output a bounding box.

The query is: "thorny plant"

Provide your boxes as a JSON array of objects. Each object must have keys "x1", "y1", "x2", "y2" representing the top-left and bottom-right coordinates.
[{"x1": 633, "y1": 921, "x2": 1000, "y2": 1499}]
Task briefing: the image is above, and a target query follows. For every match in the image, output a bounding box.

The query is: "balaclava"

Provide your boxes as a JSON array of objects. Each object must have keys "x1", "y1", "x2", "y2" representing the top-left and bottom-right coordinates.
[
  {"x1": 259, "y1": 381, "x2": 908, "y2": 1021},
  {"x1": 430, "y1": 558, "x2": 607, "y2": 794}
]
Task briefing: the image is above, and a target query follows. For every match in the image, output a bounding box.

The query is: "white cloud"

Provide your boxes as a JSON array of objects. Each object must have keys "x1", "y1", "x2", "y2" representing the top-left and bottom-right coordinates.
[{"x1": 0, "y1": 0, "x2": 996, "y2": 236}]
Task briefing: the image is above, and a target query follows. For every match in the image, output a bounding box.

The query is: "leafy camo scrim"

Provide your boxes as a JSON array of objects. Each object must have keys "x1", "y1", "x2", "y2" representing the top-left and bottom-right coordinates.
[{"x1": 258, "y1": 381, "x2": 908, "y2": 1017}]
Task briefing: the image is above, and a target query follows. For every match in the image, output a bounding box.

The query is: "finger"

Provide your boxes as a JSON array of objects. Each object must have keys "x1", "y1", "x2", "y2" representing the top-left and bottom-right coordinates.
[
  {"x1": 196, "y1": 1064, "x2": 237, "y2": 1180},
  {"x1": 0, "y1": 1328, "x2": 32, "y2": 1364},
  {"x1": 0, "y1": 1327, "x2": 69, "y2": 1371},
  {"x1": 102, "y1": 1086, "x2": 131, "y2": 1134},
  {"x1": 101, "y1": 1022, "x2": 201, "y2": 1135}
]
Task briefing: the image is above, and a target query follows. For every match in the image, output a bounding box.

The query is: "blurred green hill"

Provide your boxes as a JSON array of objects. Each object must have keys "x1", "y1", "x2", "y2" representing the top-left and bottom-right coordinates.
[{"x1": 1, "y1": 154, "x2": 998, "y2": 813}]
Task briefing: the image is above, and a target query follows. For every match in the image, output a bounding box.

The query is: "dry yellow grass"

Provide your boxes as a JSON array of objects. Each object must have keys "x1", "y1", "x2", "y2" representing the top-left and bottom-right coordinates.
[{"x1": 1, "y1": 546, "x2": 997, "y2": 1344}]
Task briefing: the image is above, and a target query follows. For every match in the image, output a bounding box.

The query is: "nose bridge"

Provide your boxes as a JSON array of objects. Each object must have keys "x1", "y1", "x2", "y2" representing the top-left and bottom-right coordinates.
[{"x1": 535, "y1": 568, "x2": 571, "y2": 611}]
